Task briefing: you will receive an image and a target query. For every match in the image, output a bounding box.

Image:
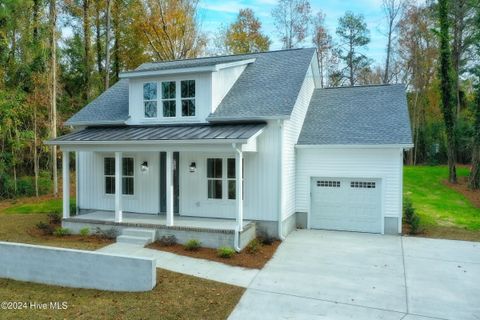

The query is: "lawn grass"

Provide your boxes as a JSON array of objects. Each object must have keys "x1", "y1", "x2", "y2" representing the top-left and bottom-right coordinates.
[
  {"x1": 2, "y1": 198, "x2": 73, "y2": 214},
  {"x1": 0, "y1": 269, "x2": 244, "y2": 320},
  {"x1": 404, "y1": 165, "x2": 480, "y2": 240}
]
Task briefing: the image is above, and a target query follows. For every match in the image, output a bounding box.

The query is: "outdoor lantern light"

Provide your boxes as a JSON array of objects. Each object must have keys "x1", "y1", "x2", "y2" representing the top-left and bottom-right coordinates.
[
  {"x1": 189, "y1": 162, "x2": 196, "y2": 173},
  {"x1": 141, "y1": 161, "x2": 149, "y2": 172}
]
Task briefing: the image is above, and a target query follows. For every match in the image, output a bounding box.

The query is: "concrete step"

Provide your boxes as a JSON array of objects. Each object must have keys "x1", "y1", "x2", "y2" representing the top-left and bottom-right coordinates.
[
  {"x1": 121, "y1": 228, "x2": 156, "y2": 241},
  {"x1": 116, "y1": 235, "x2": 152, "y2": 246}
]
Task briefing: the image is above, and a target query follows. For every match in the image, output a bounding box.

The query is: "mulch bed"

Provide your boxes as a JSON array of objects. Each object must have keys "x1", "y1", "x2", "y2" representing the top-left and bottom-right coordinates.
[
  {"x1": 147, "y1": 240, "x2": 281, "y2": 269},
  {"x1": 27, "y1": 227, "x2": 115, "y2": 247},
  {"x1": 443, "y1": 176, "x2": 480, "y2": 209}
]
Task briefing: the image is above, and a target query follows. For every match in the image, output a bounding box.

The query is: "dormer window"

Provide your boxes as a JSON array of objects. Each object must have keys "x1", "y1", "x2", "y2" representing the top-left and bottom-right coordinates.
[
  {"x1": 143, "y1": 82, "x2": 157, "y2": 118},
  {"x1": 162, "y1": 81, "x2": 176, "y2": 117},
  {"x1": 181, "y1": 80, "x2": 195, "y2": 117}
]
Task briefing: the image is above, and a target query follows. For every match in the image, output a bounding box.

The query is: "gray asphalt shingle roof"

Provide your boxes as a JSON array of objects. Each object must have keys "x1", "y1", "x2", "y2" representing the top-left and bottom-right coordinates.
[
  {"x1": 298, "y1": 85, "x2": 413, "y2": 145},
  {"x1": 65, "y1": 48, "x2": 316, "y2": 126},
  {"x1": 48, "y1": 123, "x2": 266, "y2": 144},
  {"x1": 65, "y1": 79, "x2": 129, "y2": 125}
]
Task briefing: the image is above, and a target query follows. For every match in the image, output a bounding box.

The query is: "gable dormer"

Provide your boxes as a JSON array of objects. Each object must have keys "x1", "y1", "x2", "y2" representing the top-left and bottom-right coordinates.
[{"x1": 120, "y1": 58, "x2": 255, "y2": 125}]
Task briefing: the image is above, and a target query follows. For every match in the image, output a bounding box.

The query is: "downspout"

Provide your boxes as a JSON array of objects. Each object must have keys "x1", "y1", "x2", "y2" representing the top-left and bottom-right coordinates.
[
  {"x1": 277, "y1": 120, "x2": 286, "y2": 240},
  {"x1": 233, "y1": 144, "x2": 243, "y2": 252}
]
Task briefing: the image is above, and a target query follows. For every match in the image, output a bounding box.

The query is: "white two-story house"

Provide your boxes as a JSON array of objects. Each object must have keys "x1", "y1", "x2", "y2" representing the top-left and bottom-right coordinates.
[{"x1": 46, "y1": 48, "x2": 412, "y2": 250}]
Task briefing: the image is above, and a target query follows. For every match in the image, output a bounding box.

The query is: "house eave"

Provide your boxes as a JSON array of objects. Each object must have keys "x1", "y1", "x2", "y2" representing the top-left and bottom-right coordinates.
[
  {"x1": 119, "y1": 58, "x2": 256, "y2": 79},
  {"x1": 45, "y1": 138, "x2": 251, "y2": 146},
  {"x1": 295, "y1": 143, "x2": 414, "y2": 150}
]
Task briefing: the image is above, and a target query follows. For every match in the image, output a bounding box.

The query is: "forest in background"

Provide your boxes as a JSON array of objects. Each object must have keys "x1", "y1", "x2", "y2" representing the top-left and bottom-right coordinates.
[{"x1": 0, "y1": 0, "x2": 479, "y2": 200}]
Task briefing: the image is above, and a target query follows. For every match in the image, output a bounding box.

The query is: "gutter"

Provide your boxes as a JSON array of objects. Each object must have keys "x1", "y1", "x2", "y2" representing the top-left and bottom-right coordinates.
[{"x1": 277, "y1": 119, "x2": 285, "y2": 240}]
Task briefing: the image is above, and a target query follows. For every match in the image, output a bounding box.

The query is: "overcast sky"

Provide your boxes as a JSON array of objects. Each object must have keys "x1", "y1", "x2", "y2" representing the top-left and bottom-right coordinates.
[{"x1": 198, "y1": 0, "x2": 392, "y2": 66}]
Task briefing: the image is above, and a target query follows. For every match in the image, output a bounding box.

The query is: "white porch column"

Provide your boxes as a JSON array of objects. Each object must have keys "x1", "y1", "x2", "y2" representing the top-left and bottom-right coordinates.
[
  {"x1": 115, "y1": 151, "x2": 123, "y2": 222},
  {"x1": 166, "y1": 151, "x2": 174, "y2": 226},
  {"x1": 235, "y1": 148, "x2": 243, "y2": 232},
  {"x1": 62, "y1": 151, "x2": 70, "y2": 219}
]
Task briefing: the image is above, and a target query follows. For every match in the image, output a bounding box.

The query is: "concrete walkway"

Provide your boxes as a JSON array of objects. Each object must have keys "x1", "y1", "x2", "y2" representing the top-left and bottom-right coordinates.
[
  {"x1": 97, "y1": 243, "x2": 258, "y2": 288},
  {"x1": 229, "y1": 230, "x2": 480, "y2": 320}
]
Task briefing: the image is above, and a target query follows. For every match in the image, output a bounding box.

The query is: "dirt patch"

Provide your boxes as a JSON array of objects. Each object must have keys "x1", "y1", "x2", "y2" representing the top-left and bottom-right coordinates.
[
  {"x1": 443, "y1": 176, "x2": 480, "y2": 208},
  {"x1": 26, "y1": 227, "x2": 115, "y2": 248},
  {"x1": 147, "y1": 240, "x2": 281, "y2": 269},
  {"x1": 403, "y1": 221, "x2": 480, "y2": 242}
]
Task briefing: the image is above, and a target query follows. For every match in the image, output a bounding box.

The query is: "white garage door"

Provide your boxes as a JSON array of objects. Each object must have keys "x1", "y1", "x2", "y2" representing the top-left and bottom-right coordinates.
[{"x1": 310, "y1": 178, "x2": 382, "y2": 233}]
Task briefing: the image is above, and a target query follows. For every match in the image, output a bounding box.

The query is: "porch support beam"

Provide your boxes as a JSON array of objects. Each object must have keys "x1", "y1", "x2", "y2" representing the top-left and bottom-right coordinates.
[
  {"x1": 115, "y1": 151, "x2": 123, "y2": 222},
  {"x1": 235, "y1": 146, "x2": 243, "y2": 232},
  {"x1": 166, "y1": 151, "x2": 174, "y2": 226},
  {"x1": 62, "y1": 151, "x2": 70, "y2": 219}
]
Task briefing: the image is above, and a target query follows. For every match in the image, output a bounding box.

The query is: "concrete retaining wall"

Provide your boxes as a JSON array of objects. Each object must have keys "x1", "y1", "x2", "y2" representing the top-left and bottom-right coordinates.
[{"x1": 0, "y1": 241, "x2": 156, "y2": 292}]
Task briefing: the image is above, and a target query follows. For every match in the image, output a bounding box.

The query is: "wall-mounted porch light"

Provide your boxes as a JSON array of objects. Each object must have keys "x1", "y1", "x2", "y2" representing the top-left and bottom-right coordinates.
[
  {"x1": 189, "y1": 162, "x2": 196, "y2": 173},
  {"x1": 141, "y1": 161, "x2": 149, "y2": 172}
]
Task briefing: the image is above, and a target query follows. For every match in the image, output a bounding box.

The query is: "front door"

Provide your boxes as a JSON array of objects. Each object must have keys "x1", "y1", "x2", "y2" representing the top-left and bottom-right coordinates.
[{"x1": 160, "y1": 152, "x2": 179, "y2": 214}]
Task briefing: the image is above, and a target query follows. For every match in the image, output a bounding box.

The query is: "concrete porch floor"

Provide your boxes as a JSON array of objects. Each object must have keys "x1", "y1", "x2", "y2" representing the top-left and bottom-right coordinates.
[{"x1": 70, "y1": 210, "x2": 251, "y2": 231}]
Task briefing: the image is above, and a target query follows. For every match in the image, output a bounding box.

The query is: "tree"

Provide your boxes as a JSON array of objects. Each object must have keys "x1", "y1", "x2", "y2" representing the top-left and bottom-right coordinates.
[
  {"x1": 451, "y1": 0, "x2": 476, "y2": 118},
  {"x1": 335, "y1": 11, "x2": 371, "y2": 86},
  {"x1": 49, "y1": 0, "x2": 58, "y2": 197},
  {"x1": 224, "y1": 9, "x2": 270, "y2": 54},
  {"x1": 83, "y1": 0, "x2": 92, "y2": 101},
  {"x1": 437, "y1": 0, "x2": 457, "y2": 183},
  {"x1": 469, "y1": 4, "x2": 480, "y2": 189},
  {"x1": 104, "y1": 0, "x2": 111, "y2": 89},
  {"x1": 382, "y1": 0, "x2": 404, "y2": 84},
  {"x1": 139, "y1": 0, "x2": 206, "y2": 60},
  {"x1": 312, "y1": 11, "x2": 332, "y2": 88},
  {"x1": 272, "y1": 0, "x2": 311, "y2": 49}
]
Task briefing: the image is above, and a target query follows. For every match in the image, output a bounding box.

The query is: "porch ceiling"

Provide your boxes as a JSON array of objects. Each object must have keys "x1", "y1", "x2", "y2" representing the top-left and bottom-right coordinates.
[{"x1": 45, "y1": 123, "x2": 266, "y2": 146}]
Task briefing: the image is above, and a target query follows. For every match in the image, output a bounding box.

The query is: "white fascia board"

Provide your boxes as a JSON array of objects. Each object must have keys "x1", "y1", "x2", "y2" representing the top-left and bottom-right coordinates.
[
  {"x1": 295, "y1": 144, "x2": 414, "y2": 149},
  {"x1": 64, "y1": 120, "x2": 127, "y2": 126},
  {"x1": 207, "y1": 115, "x2": 290, "y2": 122},
  {"x1": 214, "y1": 59, "x2": 256, "y2": 71},
  {"x1": 44, "y1": 138, "x2": 250, "y2": 146},
  {"x1": 119, "y1": 59, "x2": 255, "y2": 79}
]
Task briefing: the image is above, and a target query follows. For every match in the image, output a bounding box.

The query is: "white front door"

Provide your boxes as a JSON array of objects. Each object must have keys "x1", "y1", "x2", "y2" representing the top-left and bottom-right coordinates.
[{"x1": 310, "y1": 178, "x2": 382, "y2": 233}]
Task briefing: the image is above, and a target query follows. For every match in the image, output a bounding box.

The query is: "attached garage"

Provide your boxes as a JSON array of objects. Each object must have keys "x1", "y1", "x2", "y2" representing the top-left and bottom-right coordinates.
[
  {"x1": 310, "y1": 177, "x2": 382, "y2": 233},
  {"x1": 295, "y1": 85, "x2": 413, "y2": 235}
]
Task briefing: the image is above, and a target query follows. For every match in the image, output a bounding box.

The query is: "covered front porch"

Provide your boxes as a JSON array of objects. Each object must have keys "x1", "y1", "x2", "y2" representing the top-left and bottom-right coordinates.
[
  {"x1": 46, "y1": 123, "x2": 266, "y2": 250},
  {"x1": 67, "y1": 210, "x2": 253, "y2": 231}
]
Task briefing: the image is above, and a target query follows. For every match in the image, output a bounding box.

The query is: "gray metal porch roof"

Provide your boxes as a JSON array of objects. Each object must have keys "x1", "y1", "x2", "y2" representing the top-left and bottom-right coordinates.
[{"x1": 46, "y1": 123, "x2": 266, "y2": 145}]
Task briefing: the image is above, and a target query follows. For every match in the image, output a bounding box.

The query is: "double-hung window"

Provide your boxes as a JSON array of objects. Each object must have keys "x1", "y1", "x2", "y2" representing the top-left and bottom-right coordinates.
[
  {"x1": 207, "y1": 158, "x2": 223, "y2": 199},
  {"x1": 207, "y1": 158, "x2": 243, "y2": 200},
  {"x1": 104, "y1": 157, "x2": 134, "y2": 195},
  {"x1": 161, "y1": 81, "x2": 176, "y2": 117},
  {"x1": 181, "y1": 80, "x2": 195, "y2": 117},
  {"x1": 143, "y1": 82, "x2": 157, "y2": 118}
]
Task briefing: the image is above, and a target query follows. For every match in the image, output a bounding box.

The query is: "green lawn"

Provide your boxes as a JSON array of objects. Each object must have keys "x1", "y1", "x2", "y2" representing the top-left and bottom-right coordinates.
[
  {"x1": 404, "y1": 166, "x2": 480, "y2": 235},
  {"x1": 2, "y1": 198, "x2": 75, "y2": 214}
]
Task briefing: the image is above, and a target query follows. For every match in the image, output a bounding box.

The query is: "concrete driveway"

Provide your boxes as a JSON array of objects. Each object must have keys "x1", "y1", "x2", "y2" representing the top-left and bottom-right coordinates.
[{"x1": 229, "y1": 230, "x2": 480, "y2": 320}]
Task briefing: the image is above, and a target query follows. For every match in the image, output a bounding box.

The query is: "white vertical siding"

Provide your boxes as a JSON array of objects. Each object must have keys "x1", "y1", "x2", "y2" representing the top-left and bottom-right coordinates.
[
  {"x1": 127, "y1": 72, "x2": 212, "y2": 125},
  {"x1": 78, "y1": 151, "x2": 160, "y2": 214},
  {"x1": 178, "y1": 122, "x2": 281, "y2": 221},
  {"x1": 295, "y1": 148, "x2": 404, "y2": 219},
  {"x1": 211, "y1": 65, "x2": 247, "y2": 113},
  {"x1": 281, "y1": 63, "x2": 315, "y2": 220}
]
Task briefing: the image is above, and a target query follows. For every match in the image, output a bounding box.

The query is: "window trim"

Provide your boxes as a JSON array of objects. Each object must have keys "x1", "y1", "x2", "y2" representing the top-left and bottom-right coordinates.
[
  {"x1": 143, "y1": 82, "x2": 158, "y2": 118},
  {"x1": 161, "y1": 80, "x2": 177, "y2": 118},
  {"x1": 142, "y1": 79, "x2": 197, "y2": 120},
  {"x1": 180, "y1": 80, "x2": 196, "y2": 117},
  {"x1": 206, "y1": 157, "x2": 244, "y2": 201},
  {"x1": 103, "y1": 156, "x2": 136, "y2": 196}
]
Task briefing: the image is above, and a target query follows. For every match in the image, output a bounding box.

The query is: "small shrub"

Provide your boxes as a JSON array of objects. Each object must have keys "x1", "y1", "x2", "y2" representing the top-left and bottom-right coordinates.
[
  {"x1": 217, "y1": 247, "x2": 235, "y2": 258},
  {"x1": 258, "y1": 231, "x2": 275, "y2": 245},
  {"x1": 403, "y1": 197, "x2": 423, "y2": 235},
  {"x1": 158, "y1": 235, "x2": 177, "y2": 246},
  {"x1": 246, "y1": 238, "x2": 262, "y2": 254},
  {"x1": 53, "y1": 227, "x2": 70, "y2": 237},
  {"x1": 94, "y1": 227, "x2": 119, "y2": 239},
  {"x1": 35, "y1": 221, "x2": 54, "y2": 235},
  {"x1": 185, "y1": 239, "x2": 201, "y2": 251},
  {"x1": 48, "y1": 212, "x2": 62, "y2": 225},
  {"x1": 70, "y1": 202, "x2": 77, "y2": 216},
  {"x1": 79, "y1": 227, "x2": 90, "y2": 237}
]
